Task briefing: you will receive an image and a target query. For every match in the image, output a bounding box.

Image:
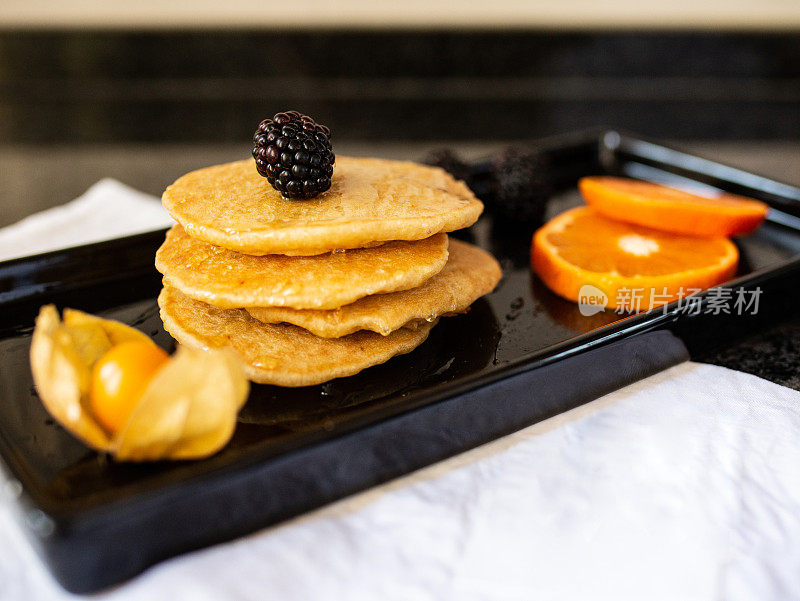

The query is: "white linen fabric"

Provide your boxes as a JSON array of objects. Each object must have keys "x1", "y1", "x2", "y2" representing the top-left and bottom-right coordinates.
[
  {"x1": 1, "y1": 182, "x2": 799, "y2": 601},
  {"x1": 0, "y1": 179, "x2": 173, "y2": 262}
]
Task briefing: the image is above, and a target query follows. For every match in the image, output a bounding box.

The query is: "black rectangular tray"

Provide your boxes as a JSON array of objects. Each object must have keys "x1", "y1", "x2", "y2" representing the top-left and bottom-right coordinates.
[{"x1": 2, "y1": 130, "x2": 800, "y2": 593}]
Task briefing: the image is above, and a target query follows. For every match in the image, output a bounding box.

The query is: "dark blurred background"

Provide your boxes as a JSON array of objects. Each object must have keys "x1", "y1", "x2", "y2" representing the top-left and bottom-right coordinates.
[
  {"x1": 1, "y1": 4, "x2": 799, "y2": 225},
  {"x1": 2, "y1": 31, "x2": 799, "y2": 143}
]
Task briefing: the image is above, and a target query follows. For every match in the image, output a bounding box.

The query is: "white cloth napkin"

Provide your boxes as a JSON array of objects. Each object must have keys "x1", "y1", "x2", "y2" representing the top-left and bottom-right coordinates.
[
  {"x1": 2, "y1": 181, "x2": 800, "y2": 601},
  {"x1": 0, "y1": 179, "x2": 174, "y2": 262}
]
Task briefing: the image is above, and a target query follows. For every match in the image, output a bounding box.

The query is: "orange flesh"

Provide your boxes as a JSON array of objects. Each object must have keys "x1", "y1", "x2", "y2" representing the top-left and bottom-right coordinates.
[
  {"x1": 531, "y1": 207, "x2": 739, "y2": 311},
  {"x1": 579, "y1": 176, "x2": 768, "y2": 238},
  {"x1": 548, "y1": 209, "x2": 736, "y2": 277},
  {"x1": 90, "y1": 341, "x2": 169, "y2": 434}
]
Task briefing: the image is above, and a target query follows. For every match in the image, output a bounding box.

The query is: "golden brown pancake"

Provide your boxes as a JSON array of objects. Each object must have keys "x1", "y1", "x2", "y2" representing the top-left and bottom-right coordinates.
[
  {"x1": 158, "y1": 286, "x2": 434, "y2": 387},
  {"x1": 247, "y1": 239, "x2": 501, "y2": 337},
  {"x1": 161, "y1": 156, "x2": 483, "y2": 256},
  {"x1": 155, "y1": 225, "x2": 449, "y2": 310}
]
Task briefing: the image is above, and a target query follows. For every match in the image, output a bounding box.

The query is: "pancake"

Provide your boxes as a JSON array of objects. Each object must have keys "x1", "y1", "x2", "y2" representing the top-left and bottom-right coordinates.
[
  {"x1": 161, "y1": 156, "x2": 483, "y2": 256},
  {"x1": 247, "y1": 239, "x2": 502, "y2": 337},
  {"x1": 155, "y1": 225, "x2": 449, "y2": 310},
  {"x1": 158, "y1": 286, "x2": 435, "y2": 387}
]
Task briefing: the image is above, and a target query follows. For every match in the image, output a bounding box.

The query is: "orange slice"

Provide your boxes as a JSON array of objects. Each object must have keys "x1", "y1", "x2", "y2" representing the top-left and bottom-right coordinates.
[
  {"x1": 531, "y1": 207, "x2": 739, "y2": 311},
  {"x1": 579, "y1": 176, "x2": 768, "y2": 237}
]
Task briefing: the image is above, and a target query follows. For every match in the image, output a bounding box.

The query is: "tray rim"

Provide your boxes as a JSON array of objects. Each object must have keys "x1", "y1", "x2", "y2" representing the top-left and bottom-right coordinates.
[{"x1": 3, "y1": 128, "x2": 800, "y2": 528}]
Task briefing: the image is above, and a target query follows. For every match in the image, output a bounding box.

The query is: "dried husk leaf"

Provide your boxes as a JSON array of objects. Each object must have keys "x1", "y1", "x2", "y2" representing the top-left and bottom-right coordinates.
[
  {"x1": 30, "y1": 305, "x2": 249, "y2": 461},
  {"x1": 113, "y1": 346, "x2": 248, "y2": 461},
  {"x1": 163, "y1": 349, "x2": 249, "y2": 459},
  {"x1": 62, "y1": 307, "x2": 152, "y2": 360},
  {"x1": 30, "y1": 305, "x2": 111, "y2": 450}
]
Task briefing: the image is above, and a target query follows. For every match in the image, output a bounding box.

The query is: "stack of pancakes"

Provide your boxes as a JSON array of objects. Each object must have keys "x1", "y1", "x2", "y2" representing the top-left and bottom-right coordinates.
[{"x1": 155, "y1": 156, "x2": 501, "y2": 387}]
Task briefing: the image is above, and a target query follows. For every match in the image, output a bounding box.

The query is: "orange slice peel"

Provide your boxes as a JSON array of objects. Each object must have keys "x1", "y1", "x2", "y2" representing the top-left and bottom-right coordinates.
[
  {"x1": 531, "y1": 207, "x2": 739, "y2": 311},
  {"x1": 579, "y1": 176, "x2": 768, "y2": 238}
]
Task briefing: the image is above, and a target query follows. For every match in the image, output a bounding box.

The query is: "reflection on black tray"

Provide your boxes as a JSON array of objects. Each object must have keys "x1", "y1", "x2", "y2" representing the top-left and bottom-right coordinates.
[{"x1": 2, "y1": 195, "x2": 800, "y2": 510}]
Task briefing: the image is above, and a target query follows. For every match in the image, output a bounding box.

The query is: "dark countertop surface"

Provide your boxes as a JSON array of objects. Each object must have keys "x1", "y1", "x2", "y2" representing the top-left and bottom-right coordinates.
[
  {"x1": 696, "y1": 314, "x2": 800, "y2": 390},
  {"x1": 1, "y1": 140, "x2": 799, "y2": 390}
]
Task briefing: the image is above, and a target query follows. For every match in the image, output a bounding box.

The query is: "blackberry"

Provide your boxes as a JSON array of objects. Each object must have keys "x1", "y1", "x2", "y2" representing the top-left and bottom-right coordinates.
[
  {"x1": 490, "y1": 147, "x2": 552, "y2": 224},
  {"x1": 252, "y1": 111, "x2": 335, "y2": 199}
]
